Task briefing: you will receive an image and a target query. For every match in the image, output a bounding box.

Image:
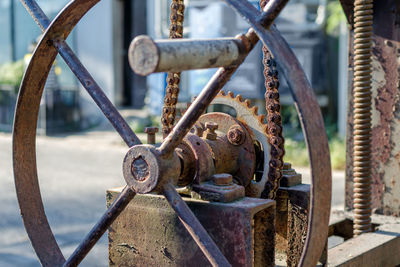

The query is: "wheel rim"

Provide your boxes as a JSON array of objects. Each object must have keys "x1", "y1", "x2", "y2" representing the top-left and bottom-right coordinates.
[
  {"x1": 13, "y1": 0, "x2": 106, "y2": 265},
  {"x1": 224, "y1": 1, "x2": 332, "y2": 266},
  {"x1": 13, "y1": 0, "x2": 331, "y2": 266}
]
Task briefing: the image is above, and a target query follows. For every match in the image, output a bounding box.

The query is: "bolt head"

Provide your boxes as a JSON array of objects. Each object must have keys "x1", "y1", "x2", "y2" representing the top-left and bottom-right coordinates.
[
  {"x1": 212, "y1": 173, "x2": 233, "y2": 185},
  {"x1": 205, "y1": 132, "x2": 217, "y2": 141},
  {"x1": 145, "y1": 127, "x2": 159, "y2": 134},
  {"x1": 205, "y1": 121, "x2": 218, "y2": 132},
  {"x1": 227, "y1": 125, "x2": 245, "y2": 145}
]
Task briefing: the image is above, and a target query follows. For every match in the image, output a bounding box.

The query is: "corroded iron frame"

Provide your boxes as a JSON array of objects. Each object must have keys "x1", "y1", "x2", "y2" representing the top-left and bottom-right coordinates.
[{"x1": 12, "y1": 0, "x2": 331, "y2": 266}]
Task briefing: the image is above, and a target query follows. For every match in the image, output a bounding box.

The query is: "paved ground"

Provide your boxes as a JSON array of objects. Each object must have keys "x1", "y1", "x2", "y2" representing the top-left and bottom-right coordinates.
[{"x1": 0, "y1": 128, "x2": 345, "y2": 266}]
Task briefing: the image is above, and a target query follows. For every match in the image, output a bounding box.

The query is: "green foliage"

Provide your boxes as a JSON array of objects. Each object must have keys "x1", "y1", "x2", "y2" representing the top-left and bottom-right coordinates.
[
  {"x1": 283, "y1": 138, "x2": 310, "y2": 167},
  {"x1": 329, "y1": 137, "x2": 346, "y2": 170},
  {"x1": 0, "y1": 60, "x2": 25, "y2": 88},
  {"x1": 326, "y1": 1, "x2": 346, "y2": 36},
  {"x1": 283, "y1": 137, "x2": 346, "y2": 170},
  {"x1": 129, "y1": 115, "x2": 161, "y2": 133}
]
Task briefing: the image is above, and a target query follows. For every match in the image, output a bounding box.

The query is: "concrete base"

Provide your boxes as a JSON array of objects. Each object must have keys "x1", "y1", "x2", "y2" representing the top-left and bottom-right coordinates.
[{"x1": 328, "y1": 210, "x2": 400, "y2": 266}]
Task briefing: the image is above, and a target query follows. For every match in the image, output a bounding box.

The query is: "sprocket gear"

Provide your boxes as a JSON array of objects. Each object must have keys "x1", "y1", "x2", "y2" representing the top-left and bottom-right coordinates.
[{"x1": 211, "y1": 90, "x2": 272, "y2": 198}]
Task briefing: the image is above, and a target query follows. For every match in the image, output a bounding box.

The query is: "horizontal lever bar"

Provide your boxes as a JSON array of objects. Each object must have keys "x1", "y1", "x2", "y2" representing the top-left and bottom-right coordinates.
[{"x1": 129, "y1": 35, "x2": 245, "y2": 76}]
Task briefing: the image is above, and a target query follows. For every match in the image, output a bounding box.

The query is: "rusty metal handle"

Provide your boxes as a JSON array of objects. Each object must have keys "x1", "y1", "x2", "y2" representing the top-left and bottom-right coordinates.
[{"x1": 129, "y1": 36, "x2": 244, "y2": 75}]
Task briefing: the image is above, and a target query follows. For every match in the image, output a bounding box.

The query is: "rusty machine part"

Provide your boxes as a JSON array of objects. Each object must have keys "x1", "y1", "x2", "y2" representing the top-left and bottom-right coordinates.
[
  {"x1": 352, "y1": 0, "x2": 373, "y2": 236},
  {"x1": 161, "y1": 0, "x2": 185, "y2": 137},
  {"x1": 12, "y1": 0, "x2": 331, "y2": 266},
  {"x1": 259, "y1": 0, "x2": 285, "y2": 200},
  {"x1": 210, "y1": 91, "x2": 271, "y2": 198}
]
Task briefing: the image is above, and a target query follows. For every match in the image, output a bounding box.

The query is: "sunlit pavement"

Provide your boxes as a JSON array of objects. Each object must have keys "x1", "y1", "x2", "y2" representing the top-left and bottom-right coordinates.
[{"x1": 0, "y1": 131, "x2": 345, "y2": 266}]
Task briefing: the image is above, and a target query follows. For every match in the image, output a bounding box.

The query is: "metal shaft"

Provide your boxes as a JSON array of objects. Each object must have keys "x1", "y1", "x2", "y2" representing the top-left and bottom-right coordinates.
[
  {"x1": 352, "y1": 0, "x2": 373, "y2": 236},
  {"x1": 129, "y1": 36, "x2": 243, "y2": 75}
]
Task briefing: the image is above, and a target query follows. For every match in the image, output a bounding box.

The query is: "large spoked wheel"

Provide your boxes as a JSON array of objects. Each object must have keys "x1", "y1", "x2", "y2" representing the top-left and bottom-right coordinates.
[{"x1": 13, "y1": 0, "x2": 331, "y2": 267}]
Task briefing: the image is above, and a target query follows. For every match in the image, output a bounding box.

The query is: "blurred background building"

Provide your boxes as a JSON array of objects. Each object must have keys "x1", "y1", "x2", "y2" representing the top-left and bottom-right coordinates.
[{"x1": 0, "y1": 0, "x2": 348, "y2": 137}]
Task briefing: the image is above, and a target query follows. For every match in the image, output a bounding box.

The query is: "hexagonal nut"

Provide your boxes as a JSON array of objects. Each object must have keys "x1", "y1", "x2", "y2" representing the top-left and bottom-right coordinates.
[
  {"x1": 212, "y1": 173, "x2": 233, "y2": 185},
  {"x1": 227, "y1": 125, "x2": 246, "y2": 146},
  {"x1": 205, "y1": 121, "x2": 218, "y2": 133},
  {"x1": 205, "y1": 132, "x2": 217, "y2": 141},
  {"x1": 144, "y1": 127, "x2": 159, "y2": 134}
]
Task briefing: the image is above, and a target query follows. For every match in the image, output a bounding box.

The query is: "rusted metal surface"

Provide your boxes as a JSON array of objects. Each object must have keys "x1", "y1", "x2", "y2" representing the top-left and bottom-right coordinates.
[
  {"x1": 163, "y1": 183, "x2": 231, "y2": 266},
  {"x1": 157, "y1": 0, "x2": 289, "y2": 157},
  {"x1": 158, "y1": 37, "x2": 256, "y2": 157},
  {"x1": 339, "y1": 0, "x2": 355, "y2": 25},
  {"x1": 13, "y1": 0, "x2": 102, "y2": 265},
  {"x1": 210, "y1": 92, "x2": 271, "y2": 198},
  {"x1": 226, "y1": 1, "x2": 332, "y2": 265},
  {"x1": 145, "y1": 127, "x2": 159, "y2": 145},
  {"x1": 260, "y1": 0, "x2": 285, "y2": 200},
  {"x1": 129, "y1": 36, "x2": 243, "y2": 75},
  {"x1": 280, "y1": 163, "x2": 302, "y2": 187},
  {"x1": 286, "y1": 184, "x2": 310, "y2": 267},
  {"x1": 191, "y1": 180, "x2": 245, "y2": 202},
  {"x1": 161, "y1": 0, "x2": 185, "y2": 137},
  {"x1": 198, "y1": 112, "x2": 256, "y2": 187},
  {"x1": 123, "y1": 145, "x2": 180, "y2": 194},
  {"x1": 21, "y1": 0, "x2": 141, "y2": 147},
  {"x1": 276, "y1": 181, "x2": 327, "y2": 267},
  {"x1": 351, "y1": 0, "x2": 373, "y2": 236},
  {"x1": 107, "y1": 188, "x2": 275, "y2": 267},
  {"x1": 13, "y1": 0, "x2": 333, "y2": 266},
  {"x1": 345, "y1": 0, "x2": 400, "y2": 217},
  {"x1": 275, "y1": 189, "x2": 288, "y2": 258}
]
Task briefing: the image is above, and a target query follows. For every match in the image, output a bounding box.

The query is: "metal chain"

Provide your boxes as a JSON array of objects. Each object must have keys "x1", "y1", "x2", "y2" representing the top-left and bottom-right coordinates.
[
  {"x1": 161, "y1": 0, "x2": 283, "y2": 199},
  {"x1": 161, "y1": 0, "x2": 185, "y2": 137},
  {"x1": 260, "y1": 0, "x2": 285, "y2": 200}
]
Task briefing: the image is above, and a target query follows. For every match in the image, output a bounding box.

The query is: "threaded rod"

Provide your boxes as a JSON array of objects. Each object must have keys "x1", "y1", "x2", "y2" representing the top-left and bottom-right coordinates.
[{"x1": 352, "y1": 0, "x2": 373, "y2": 236}]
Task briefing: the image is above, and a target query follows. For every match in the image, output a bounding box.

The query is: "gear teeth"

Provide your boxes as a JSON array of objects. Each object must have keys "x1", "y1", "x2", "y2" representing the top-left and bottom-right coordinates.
[
  {"x1": 219, "y1": 90, "x2": 226, "y2": 96},
  {"x1": 235, "y1": 94, "x2": 243, "y2": 102},
  {"x1": 244, "y1": 99, "x2": 251, "y2": 107},
  {"x1": 227, "y1": 91, "x2": 234, "y2": 98},
  {"x1": 258, "y1": 114, "x2": 265, "y2": 123},
  {"x1": 251, "y1": 106, "x2": 258, "y2": 114}
]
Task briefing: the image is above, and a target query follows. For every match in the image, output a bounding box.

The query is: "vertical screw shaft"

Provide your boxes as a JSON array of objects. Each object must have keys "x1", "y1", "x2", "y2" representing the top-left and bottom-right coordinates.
[{"x1": 352, "y1": 0, "x2": 373, "y2": 236}]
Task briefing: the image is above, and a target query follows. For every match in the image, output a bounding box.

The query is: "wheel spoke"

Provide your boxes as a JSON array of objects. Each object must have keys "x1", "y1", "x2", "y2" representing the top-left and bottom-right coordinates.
[
  {"x1": 63, "y1": 186, "x2": 136, "y2": 267},
  {"x1": 53, "y1": 40, "x2": 141, "y2": 147},
  {"x1": 163, "y1": 183, "x2": 231, "y2": 267},
  {"x1": 21, "y1": 0, "x2": 141, "y2": 147}
]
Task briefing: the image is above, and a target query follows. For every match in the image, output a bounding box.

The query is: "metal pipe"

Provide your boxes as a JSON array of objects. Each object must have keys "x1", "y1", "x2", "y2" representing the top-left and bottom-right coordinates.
[
  {"x1": 128, "y1": 36, "x2": 244, "y2": 75},
  {"x1": 352, "y1": 0, "x2": 373, "y2": 236}
]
